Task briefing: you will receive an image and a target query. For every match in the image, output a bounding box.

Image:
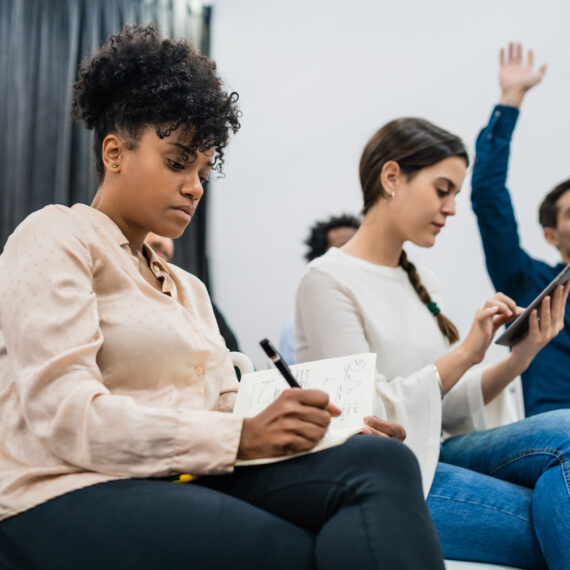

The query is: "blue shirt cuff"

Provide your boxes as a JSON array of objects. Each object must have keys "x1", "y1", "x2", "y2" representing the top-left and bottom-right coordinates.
[{"x1": 486, "y1": 104, "x2": 519, "y2": 139}]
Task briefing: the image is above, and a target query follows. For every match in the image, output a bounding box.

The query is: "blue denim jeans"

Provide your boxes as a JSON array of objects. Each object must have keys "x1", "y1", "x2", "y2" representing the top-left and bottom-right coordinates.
[{"x1": 427, "y1": 410, "x2": 570, "y2": 570}]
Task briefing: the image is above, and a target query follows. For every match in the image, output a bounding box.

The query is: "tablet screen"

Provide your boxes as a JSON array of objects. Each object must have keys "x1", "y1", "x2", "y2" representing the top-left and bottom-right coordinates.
[{"x1": 495, "y1": 264, "x2": 570, "y2": 347}]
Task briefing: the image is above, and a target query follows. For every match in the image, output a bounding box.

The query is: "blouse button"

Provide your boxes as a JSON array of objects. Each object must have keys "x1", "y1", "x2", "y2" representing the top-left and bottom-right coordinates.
[
  {"x1": 192, "y1": 325, "x2": 200, "y2": 332},
  {"x1": 195, "y1": 366, "x2": 204, "y2": 375}
]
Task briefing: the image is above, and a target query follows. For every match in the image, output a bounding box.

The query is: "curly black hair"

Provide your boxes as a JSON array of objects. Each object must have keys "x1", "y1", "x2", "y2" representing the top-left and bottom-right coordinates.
[
  {"x1": 72, "y1": 23, "x2": 240, "y2": 183},
  {"x1": 304, "y1": 213, "x2": 361, "y2": 262}
]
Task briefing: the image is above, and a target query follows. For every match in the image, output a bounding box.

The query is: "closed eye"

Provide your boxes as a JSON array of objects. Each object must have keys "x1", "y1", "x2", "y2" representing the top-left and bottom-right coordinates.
[
  {"x1": 167, "y1": 159, "x2": 185, "y2": 171},
  {"x1": 436, "y1": 188, "x2": 450, "y2": 197}
]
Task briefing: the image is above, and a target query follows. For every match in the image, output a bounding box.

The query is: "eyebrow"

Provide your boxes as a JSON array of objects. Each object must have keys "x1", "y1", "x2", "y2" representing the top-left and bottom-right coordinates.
[
  {"x1": 166, "y1": 143, "x2": 214, "y2": 167},
  {"x1": 436, "y1": 177, "x2": 459, "y2": 192},
  {"x1": 167, "y1": 142, "x2": 192, "y2": 153}
]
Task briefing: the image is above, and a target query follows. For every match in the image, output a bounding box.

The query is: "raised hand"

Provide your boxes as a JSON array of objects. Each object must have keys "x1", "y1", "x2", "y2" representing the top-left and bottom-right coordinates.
[
  {"x1": 237, "y1": 388, "x2": 341, "y2": 459},
  {"x1": 499, "y1": 42, "x2": 547, "y2": 108}
]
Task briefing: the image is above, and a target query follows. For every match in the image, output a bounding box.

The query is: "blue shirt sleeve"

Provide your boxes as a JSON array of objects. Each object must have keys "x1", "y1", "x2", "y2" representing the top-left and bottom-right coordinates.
[
  {"x1": 278, "y1": 316, "x2": 296, "y2": 365},
  {"x1": 471, "y1": 105, "x2": 537, "y2": 298}
]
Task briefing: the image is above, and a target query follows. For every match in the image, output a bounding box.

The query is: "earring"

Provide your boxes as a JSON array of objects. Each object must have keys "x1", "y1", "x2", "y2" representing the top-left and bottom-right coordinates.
[
  {"x1": 112, "y1": 164, "x2": 119, "y2": 169},
  {"x1": 390, "y1": 191, "x2": 395, "y2": 198}
]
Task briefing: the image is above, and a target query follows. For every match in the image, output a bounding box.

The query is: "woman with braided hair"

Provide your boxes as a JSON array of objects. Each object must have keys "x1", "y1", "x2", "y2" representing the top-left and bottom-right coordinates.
[{"x1": 295, "y1": 117, "x2": 570, "y2": 569}]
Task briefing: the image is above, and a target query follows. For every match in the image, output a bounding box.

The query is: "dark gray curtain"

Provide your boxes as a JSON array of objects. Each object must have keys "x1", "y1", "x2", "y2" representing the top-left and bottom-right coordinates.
[{"x1": 0, "y1": 0, "x2": 212, "y2": 284}]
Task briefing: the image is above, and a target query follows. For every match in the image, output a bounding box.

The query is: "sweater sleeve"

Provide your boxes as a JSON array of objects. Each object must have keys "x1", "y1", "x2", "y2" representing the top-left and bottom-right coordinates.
[
  {"x1": 295, "y1": 267, "x2": 442, "y2": 495},
  {"x1": 441, "y1": 369, "x2": 486, "y2": 434},
  {"x1": 471, "y1": 105, "x2": 537, "y2": 297}
]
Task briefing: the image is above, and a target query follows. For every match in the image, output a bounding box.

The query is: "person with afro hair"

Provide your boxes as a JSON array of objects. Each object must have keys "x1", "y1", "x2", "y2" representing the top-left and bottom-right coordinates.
[
  {"x1": 304, "y1": 213, "x2": 361, "y2": 262},
  {"x1": 0, "y1": 24, "x2": 444, "y2": 569}
]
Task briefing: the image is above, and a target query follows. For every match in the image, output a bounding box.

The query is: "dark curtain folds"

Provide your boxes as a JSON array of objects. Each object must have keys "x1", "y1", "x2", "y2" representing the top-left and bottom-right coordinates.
[{"x1": 0, "y1": 0, "x2": 212, "y2": 284}]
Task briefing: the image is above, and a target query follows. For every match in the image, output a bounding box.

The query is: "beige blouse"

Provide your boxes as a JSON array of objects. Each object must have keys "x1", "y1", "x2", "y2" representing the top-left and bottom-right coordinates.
[{"x1": 0, "y1": 204, "x2": 242, "y2": 521}]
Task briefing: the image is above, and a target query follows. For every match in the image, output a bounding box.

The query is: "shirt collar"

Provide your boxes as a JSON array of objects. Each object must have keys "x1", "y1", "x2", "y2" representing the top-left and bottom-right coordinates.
[
  {"x1": 142, "y1": 242, "x2": 171, "y2": 274},
  {"x1": 72, "y1": 203, "x2": 175, "y2": 293}
]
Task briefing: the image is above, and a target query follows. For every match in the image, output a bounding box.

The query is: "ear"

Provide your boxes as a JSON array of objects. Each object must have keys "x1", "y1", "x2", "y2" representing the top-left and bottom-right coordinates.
[
  {"x1": 380, "y1": 161, "x2": 402, "y2": 195},
  {"x1": 544, "y1": 226, "x2": 561, "y2": 249},
  {"x1": 101, "y1": 134, "x2": 124, "y2": 173}
]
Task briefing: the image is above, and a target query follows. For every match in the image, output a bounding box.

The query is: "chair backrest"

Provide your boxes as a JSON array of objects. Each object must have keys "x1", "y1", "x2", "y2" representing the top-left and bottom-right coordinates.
[{"x1": 230, "y1": 352, "x2": 254, "y2": 377}]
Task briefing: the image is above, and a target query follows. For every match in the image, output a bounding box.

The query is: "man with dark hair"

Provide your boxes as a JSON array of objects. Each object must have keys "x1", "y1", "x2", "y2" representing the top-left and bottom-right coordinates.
[
  {"x1": 279, "y1": 214, "x2": 360, "y2": 363},
  {"x1": 471, "y1": 43, "x2": 570, "y2": 416},
  {"x1": 538, "y1": 181, "x2": 570, "y2": 251}
]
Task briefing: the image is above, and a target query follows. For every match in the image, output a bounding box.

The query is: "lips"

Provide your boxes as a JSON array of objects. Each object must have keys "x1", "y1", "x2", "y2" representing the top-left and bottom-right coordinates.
[
  {"x1": 173, "y1": 205, "x2": 194, "y2": 216},
  {"x1": 171, "y1": 205, "x2": 195, "y2": 221}
]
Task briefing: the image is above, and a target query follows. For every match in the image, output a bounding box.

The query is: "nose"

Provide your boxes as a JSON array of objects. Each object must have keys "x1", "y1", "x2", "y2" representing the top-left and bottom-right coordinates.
[
  {"x1": 442, "y1": 195, "x2": 456, "y2": 216},
  {"x1": 181, "y1": 172, "x2": 204, "y2": 201}
]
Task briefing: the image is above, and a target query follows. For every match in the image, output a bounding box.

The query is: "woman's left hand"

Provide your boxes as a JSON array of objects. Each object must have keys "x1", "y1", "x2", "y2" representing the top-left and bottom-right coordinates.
[
  {"x1": 510, "y1": 283, "x2": 570, "y2": 369},
  {"x1": 361, "y1": 416, "x2": 406, "y2": 441}
]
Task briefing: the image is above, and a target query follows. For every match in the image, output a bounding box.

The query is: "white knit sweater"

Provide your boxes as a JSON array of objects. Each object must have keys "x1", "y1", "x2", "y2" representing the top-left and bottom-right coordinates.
[{"x1": 295, "y1": 247, "x2": 497, "y2": 495}]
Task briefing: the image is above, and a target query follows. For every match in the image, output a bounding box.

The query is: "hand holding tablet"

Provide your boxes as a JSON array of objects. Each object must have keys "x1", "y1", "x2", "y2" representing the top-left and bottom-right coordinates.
[{"x1": 495, "y1": 264, "x2": 570, "y2": 347}]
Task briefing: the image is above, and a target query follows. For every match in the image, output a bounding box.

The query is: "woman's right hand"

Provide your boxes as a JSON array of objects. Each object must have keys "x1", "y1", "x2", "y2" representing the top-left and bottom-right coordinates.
[
  {"x1": 459, "y1": 292, "x2": 519, "y2": 366},
  {"x1": 237, "y1": 389, "x2": 341, "y2": 460}
]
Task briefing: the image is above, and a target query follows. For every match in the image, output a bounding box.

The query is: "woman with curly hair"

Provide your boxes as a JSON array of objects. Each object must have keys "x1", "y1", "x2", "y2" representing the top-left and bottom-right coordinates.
[{"x1": 0, "y1": 24, "x2": 444, "y2": 569}]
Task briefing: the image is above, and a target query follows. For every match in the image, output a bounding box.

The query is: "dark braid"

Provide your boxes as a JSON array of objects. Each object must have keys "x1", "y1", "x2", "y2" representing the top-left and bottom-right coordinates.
[{"x1": 399, "y1": 250, "x2": 459, "y2": 344}]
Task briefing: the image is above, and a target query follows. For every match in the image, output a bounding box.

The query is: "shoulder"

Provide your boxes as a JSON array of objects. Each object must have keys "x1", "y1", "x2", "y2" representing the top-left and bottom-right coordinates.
[
  {"x1": 2, "y1": 205, "x2": 89, "y2": 256},
  {"x1": 304, "y1": 248, "x2": 363, "y2": 283},
  {"x1": 0, "y1": 205, "x2": 96, "y2": 297},
  {"x1": 11, "y1": 204, "x2": 81, "y2": 233},
  {"x1": 297, "y1": 249, "x2": 387, "y2": 308},
  {"x1": 298, "y1": 251, "x2": 347, "y2": 293}
]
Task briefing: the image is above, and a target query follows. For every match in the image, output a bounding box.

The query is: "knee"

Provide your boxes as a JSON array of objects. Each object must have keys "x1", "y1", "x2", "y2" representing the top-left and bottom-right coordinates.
[
  {"x1": 340, "y1": 435, "x2": 422, "y2": 491},
  {"x1": 536, "y1": 408, "x2": 570, "y2": 427},
  {"x1": 529, "y1": 410, "x2": 570, "y2": 448}
]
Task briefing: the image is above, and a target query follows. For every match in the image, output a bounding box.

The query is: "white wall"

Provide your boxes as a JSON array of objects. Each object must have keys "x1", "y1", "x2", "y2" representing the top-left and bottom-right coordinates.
[{"x1": 206, "y1": 0, "x2": 570, "y2": 369}]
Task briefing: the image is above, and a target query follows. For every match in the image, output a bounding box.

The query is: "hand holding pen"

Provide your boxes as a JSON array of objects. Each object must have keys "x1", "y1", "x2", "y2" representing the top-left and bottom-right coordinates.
[
  {"x1": 235, "y1": 339, "x2": 341, "y2": 460},
  {"x1": 259, "y1": 338, "x2": 406, "y2": 442}
]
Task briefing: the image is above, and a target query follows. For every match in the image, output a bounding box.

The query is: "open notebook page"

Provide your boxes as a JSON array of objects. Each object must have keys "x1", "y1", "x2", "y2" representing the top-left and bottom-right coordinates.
[{"x1": 234, "y1": 353, "x2": 376, "y2": 466}]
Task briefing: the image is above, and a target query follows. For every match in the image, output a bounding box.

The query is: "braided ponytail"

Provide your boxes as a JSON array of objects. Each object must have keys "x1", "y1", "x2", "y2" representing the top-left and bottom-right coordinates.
[{"x1": 399, "y1": 250, "x2": 459, "y2": 345}]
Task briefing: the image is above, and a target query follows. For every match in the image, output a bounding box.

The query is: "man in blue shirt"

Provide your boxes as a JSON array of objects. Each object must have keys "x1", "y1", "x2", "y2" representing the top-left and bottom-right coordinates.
[{"x1": 471, "y1": 42, "x2": 570, "y2": 416}]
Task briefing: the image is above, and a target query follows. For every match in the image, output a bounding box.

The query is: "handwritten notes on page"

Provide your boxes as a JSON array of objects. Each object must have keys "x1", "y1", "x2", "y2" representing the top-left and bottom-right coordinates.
[{"x1": 234, "y1": 353, "x2": 376, "y2": 466}]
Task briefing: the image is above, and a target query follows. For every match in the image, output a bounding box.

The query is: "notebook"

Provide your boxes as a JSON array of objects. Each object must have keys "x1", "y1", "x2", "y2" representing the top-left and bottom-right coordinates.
[{"x1": 234, "y1": 352, "x2": 377, "y2": 466}]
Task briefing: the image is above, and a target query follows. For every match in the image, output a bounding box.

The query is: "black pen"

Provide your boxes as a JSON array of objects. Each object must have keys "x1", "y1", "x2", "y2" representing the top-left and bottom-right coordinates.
[{"x1": 259, "y1": 338, "x2": 302, "y2": 388}]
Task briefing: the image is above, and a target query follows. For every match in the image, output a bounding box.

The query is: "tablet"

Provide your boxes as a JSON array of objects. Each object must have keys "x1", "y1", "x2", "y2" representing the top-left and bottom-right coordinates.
[{"x1": 495, "y1": 264, "x2": 570, "y2": 347}]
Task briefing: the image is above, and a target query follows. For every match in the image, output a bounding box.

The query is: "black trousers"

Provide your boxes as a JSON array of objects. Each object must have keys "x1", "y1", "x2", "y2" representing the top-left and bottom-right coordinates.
[{"x1": 0, "y1": 436, "x2": 444, "y2": 569}]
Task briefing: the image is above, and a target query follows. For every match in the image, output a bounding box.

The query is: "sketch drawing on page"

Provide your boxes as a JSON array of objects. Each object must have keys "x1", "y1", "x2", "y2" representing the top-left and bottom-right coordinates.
[{"x1": 234, "y1": 353, "x2": 377, "y2": 465}]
